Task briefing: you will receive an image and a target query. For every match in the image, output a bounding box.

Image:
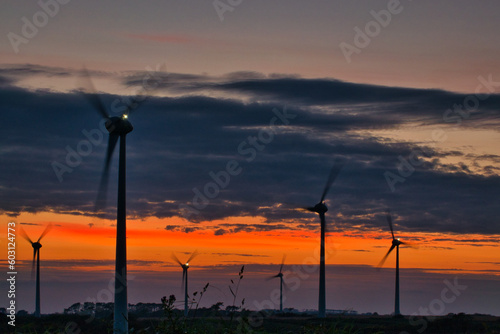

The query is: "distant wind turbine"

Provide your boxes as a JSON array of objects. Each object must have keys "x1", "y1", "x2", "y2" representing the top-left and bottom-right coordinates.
[
  {"x1": 80, "y1": 69, "x2": 134, "y2": 334},
  {"x1": 267, "y1": 255, "x2": 287, "y2": 312},
  {"x1": 301, "y1": 159, "x2": 345, "y2": 318},
  {"x1": 20, "y1": 224, "x2": 52, "y2": 318},
  {"x1": 172, "y1": 251, "x2": 199, "y2": 317},
  {"x1": 377, "y1": 210, "x2": 414, "y2": 316}
]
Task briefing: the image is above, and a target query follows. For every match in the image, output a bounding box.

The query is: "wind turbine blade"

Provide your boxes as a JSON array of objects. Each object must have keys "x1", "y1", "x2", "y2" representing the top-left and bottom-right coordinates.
[
  {"x1": 37, "y1": 224, "x2": 52, "y2": 242},
  {"x1": 386, "y1": 210, "x2": 395, "y2": 240},
  {"x1": 400, "y1": 241, "x2": 419, "y2": 249},
  {"x1": 265, "y1": 274, "x2": 280, "y2": 281},
  {"x1": 320, "y1": 159, "x2": 345, "y2": 202},
  {"x1": 171, "y1": 253, "x2": 183, "y2": 267},
  {"x1": 377, "y1": 245, "x2": 396, "y2": 268},
  {"x1": 94, "y1": 134, "x2": 119, "y2": 213},
  {"x1": 124, "y1": 66, "x2": 166, "y2": 117},
  {"x1": 186, "y1": 250, "x2": 199, "y2": 264},
  {"x1": 19, "y1": 227, "x2": 33, "y2": 244},
  {"x1": 31, "y1": 248, "x2": 36, "y2": 279},
  {"x1": 79, "y1": 68, "x2": 110, "y2": 119},
  {"x1": 279, "y1": 254, "x2": 286, "y2": 274}
]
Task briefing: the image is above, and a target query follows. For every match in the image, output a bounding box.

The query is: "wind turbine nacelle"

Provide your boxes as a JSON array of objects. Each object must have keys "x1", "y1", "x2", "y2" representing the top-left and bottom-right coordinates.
[
  {"x1": 106, "y1": 116, "x2": 133, "y2": 135},
  {"x1": 32, "y1": 242, "x2": 42, "y2": 249},
  {"x1": 312, "y1": 202, "x2": 328, "y2": 214},
  {"x1": 392, "y1": 238, "x2": 402, "y2": 246}
]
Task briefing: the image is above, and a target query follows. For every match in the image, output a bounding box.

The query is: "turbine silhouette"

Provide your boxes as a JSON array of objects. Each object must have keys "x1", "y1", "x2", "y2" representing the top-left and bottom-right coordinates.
[
  {"x1": 302, "y1": 159, "x2": 345, "y2": 318},
  {"x1": 377, "y1": 210, "x2": 413, "y2": 316},
  {"x1": 267, "y1": 255, "x2": 287, "y2": 312},
  {"x1": 20, "y1": 224, "x2": 52, "y2": 318},
  {"x1": 172, "y1": 251, "x2": 199, "y2": 317},
  {"x1": 80, "y1": 69, "x2": 134, "y2": 334}
]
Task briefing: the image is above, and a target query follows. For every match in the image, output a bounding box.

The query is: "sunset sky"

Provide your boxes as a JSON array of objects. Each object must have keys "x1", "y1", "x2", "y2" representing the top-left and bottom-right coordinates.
[{"x1": 1, "y1": 0, "x2": 500, "y2": 317}]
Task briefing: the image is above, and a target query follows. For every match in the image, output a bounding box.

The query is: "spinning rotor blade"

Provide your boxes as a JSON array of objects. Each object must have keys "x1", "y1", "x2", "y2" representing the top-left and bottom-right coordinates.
[
  {"x1": 37, "y1": 224, "x2": 52, "y2": 243},
  {"x1": 400, "y1": 240, "x2": 419, "y2": 249},
  {"x1": 19, "y1": 227, "x2": 33, "y2": 244},
  {"x1": 320, "y1": 159, "x2": 345, "y2": 202},
  {"x1": 266, "y1": 274, "x2": 280, "y2": 281},
  {"x1": 377, "y1": 244, "x2": 396, "y2": 268},
  {"x1": 386, "y1": 210, "x2": 395, "y2": 240},
  {"x1": 171, "y1": 253, "x2": 183, "y2": 267},
  {"x1": 279, "y1": 254, "x2": 286, "y2": 274},
  {"x1": 79, "y1": 68, "x2": 110, "y2": 119},
  {"x1": 123, "y1": 64, "x2": 167, "y2": 117},
  {"x1": 94, "y1": 134, "x2": 119, "y2": 213},
  {"x1": 186, "y1": 250, "x2": 199, "y2": 264}
]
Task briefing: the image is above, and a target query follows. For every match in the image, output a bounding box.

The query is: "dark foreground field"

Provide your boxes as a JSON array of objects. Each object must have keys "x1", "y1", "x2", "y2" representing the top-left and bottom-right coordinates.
[{"x1": 2, "y1": 313, "x2": 500, "y2": 334}]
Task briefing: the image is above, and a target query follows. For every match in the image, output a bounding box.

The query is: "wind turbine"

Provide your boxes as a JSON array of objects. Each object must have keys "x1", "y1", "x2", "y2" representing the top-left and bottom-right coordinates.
[
  {"x1": 172, "y1": 251, "x2": 198, "y2": 317},
  {"x1": 302, "y1": 159, "x2": 345, "y2": 318},
  {"x1": 377, "y1": 210, "x2": 411, "y2": 316},
  {"x1": 267, "y1": 255, "x2": 287, "y2": 312},
  {"x1": 20, "y1": 224, "x2": 52, "y2": 318},
  {"x1": 80, "y1": 70, "x2": 134, "y2": 334}
]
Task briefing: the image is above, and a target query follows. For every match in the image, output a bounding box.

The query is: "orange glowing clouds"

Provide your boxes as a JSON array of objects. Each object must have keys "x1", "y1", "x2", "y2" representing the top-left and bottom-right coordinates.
[{"x1": 2, "y1": 212, "x2": 499, "y2": 278}]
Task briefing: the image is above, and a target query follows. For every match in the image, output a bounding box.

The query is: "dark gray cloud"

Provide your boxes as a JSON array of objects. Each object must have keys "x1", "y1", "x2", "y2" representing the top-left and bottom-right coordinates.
[
  {"x1": 433, "y1": 237, "x2": 500, "y2": 243},
  {"x1": 164, "y1": 225, "x2": 202, "y2": 233},
  {"x1": 124, "y1": 72, "x2": 500, "y2": 125},
  {"x1": 0, "y1": 63, "x2": 75, "y2": 78},
  {"x1": 0, "y1": 63, "x2": 113, "y2": 82},
  {"x1": 0, "y1": 75, "x2": 14, "y2": 86},
  {"x1": 1, "y1": 65, "x2": 500, "y2": 235}
]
